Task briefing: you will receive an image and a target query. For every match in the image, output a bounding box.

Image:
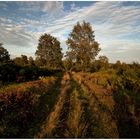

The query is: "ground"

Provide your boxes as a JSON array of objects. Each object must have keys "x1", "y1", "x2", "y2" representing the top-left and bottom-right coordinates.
[{"x1": 0, "y1": 71, "x2": 140, "y2": 138}]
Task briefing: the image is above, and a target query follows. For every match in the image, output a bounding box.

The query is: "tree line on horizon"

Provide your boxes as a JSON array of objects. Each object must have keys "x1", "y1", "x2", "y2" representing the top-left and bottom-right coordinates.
[{"x1": 0, "y1": 21, "x2": 140, "y2": 84}]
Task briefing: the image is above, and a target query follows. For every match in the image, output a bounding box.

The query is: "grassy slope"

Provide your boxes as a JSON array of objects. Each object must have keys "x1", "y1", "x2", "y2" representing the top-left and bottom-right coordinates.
[{"x1": 0, "y1": 70, "x2": 140, "y2": 138}]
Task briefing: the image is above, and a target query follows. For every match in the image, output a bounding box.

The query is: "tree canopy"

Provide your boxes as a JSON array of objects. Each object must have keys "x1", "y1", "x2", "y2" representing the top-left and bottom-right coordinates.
[
  {"x1": 99, "y1": 55, "x2": 109, "y2": 64},
  {"x1": 13, "y1": 55, "x2": 28, "y2": 66},
  {"x1": 0, "y1": 43, "x2": 10, "y2": 64},
  {"x1": 65, "y1": 21, "x2": 101, "y2": 70},
  {"x1": 35, "y1": 34, "x2": 63, "y2": 69}
]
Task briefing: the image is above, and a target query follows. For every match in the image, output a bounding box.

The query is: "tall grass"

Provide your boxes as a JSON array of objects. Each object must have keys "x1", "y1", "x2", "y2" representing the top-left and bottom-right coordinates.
[
  {"x1": 72, "y1": 72, "x2": 119, "y2": 138},
  {"x1": 35, "y1": 73, "x2": 71, "y2": 138},
  {"x1": 0, "y1": 76, "x2": 56, "y2": 138}
]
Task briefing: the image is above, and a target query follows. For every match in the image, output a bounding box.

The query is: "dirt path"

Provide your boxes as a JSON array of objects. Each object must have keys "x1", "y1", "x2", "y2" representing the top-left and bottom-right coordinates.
[
  {"x1": 35, "y1": 73, "x2": 72, "y2": 138},
  {"x1": 62, "y1": 75, "x2": 94, "y2": 138},
  {"x1": 35, "y1": 72, "x2": 94, "y2": 138}
]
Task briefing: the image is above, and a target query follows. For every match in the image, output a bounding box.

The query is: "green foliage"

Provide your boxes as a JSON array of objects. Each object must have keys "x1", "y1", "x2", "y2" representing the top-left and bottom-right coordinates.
[
  {"x1": 66, "y1": 21, "x2": 101, "y2": 71},
  {"x1": 98, "y1": 55, "x2": 109, "y2": 70},
  {"x1": 63, "y1": 59, "x2": 73, "y2": 71},
  {"x1": 99, "y1": 55, "x2": 109, "y2": 64},
  {"x1": 13, "y1": 55, "x2": 28, "y2": 66},
  {"x1": 13, "y1": 55, "x2": 35, "y2": 67},
  {"x1": 0, "y1": 43, "x2": 10, "y2": 64},
  {"x1": 0, "y1": 91, "x2": 37, "y2": 137},
  {"x1": 28, "y1": 56, "x2": 35, "y2": 66},
  {"x1": 89, "y1": 60, "x2": 101, "y2": 72},
  {"x1": 35, "y1": 34, "x2": 63, "y2": 69},
  {"x1": 0, "y1": 63, "x2": 20, "y2": 84},
  {"x1": 0, "y1": 62, "x2": 61, "y2": 85}
]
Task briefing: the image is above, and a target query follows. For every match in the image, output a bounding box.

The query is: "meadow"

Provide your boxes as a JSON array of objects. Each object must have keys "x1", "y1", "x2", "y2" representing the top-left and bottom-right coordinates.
[{"x1": 0, "y1": 66, "x2": 140, "y2": 138}]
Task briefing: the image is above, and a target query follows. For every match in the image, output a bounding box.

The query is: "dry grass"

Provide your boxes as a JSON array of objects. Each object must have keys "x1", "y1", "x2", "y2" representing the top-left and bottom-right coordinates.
[
  {"x1": 0, "y1": 76, "x2": 57, "y2": 138},
  {"x1": 0, "y1": 76, "x2": 56, "y2": 94},
  {"x1": 65, "y1": 89, "x2": 89, "y2": 138},
  {"x1": 73, "y1": 72, "x2": 119, "y2": 138},
  {"x1": 1, "y1": 71, "x2": 139, "y2": 138},
  {"x1": 35, "y1": 73, "x2": 71, "y2": 138}
]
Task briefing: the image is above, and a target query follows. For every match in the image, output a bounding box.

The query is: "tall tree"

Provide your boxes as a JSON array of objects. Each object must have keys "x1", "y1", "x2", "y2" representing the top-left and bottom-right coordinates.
[
  {"x1": 0, "y1": 43, "x2": 10, "y2": 64},
  {"x1": 66, "y1": 21, "x2": 101, "y2": 70},
  {"x1": 35, "y1": 34, "x2": 63, "y2": 69}
]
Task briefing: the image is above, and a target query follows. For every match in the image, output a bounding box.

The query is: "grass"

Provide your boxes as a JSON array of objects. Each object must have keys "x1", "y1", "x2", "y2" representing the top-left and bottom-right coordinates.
[
  {"x1": 0, "y1": 76, "x2": 57, "y2": 138},
  {"x1": 35, "y1": 73, "x2": 71, "y2": 138},
  {"x1": 0, "y1": 71, "x2": 140, "y2": 138},
  {"x1": 72, "y1": 72, "x2": 119, "y2": 138}
]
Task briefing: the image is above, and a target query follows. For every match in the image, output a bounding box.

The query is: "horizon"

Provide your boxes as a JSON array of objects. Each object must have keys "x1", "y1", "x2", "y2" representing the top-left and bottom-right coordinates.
[{"x1": 0, "y1": 1, "x2": 140, "y2": 63}]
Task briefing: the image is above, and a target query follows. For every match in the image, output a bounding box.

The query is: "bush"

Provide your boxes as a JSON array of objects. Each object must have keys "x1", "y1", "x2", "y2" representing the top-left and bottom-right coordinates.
[
  {"x1": 0, "y1": 63, "x2": 62, "y2": 85},
  {"x1": 0, "y1": 77, "x2": 56, "y2": 138}
]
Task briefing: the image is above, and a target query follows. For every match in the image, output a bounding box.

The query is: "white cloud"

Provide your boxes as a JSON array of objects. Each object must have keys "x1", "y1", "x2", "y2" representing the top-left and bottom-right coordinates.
[
  {"x1": 18, "y1": 1, "x2": 65, "y2": 20},
  {"x1": 0, "y1": 17, "x2": 36, "y2": 49},
  {"x1": 42, "y1": 1, "x2": 64, "y2": 13},
  {"x1": 0, "y1": 1, "x2": 140, "y2": 63}
]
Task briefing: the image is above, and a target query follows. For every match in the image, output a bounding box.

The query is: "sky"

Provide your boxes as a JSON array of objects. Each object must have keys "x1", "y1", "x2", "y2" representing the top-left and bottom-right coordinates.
[{"x1": 0, "y1": 1, "x2": 140, "y2": 63}]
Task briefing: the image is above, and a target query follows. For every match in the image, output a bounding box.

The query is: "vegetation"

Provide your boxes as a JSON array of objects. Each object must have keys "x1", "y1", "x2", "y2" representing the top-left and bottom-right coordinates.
[
  {"x1": 66, "y1": 21, "x2": 101, "y2": 71},
  {"x1": 35, "y1": 34, "x2": 63, "y2": 69},
  {"x1": 0, "y1": 43, "x2": 10, "y2": 64},
  {"x1": 0, "y1": 21, "x2": 140, "y2": 138}
]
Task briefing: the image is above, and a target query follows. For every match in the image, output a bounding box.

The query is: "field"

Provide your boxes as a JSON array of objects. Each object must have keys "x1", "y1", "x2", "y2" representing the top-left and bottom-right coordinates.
[
  {"x1": 0, "y1": 70, "x2": 140, "y2": 138},
  {"x1": 0, "y1": 2, "x2": 140, "y2": 138}
]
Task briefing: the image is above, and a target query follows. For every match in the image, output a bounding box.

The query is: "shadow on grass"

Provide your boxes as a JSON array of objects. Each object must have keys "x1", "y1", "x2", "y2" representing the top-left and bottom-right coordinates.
[
  {"x1": 112, "y1": 89, "x2": 140, "y2": 138},
  {"x1": 21, "y1": 72, "x2": 64, "y2": 138},
  {"x1": 51, "y1": 78, "x2": 73, "y2": 138},
  {"x1": 71, "y1": 74, "x2": 117, "y2": 138},
  {"x1": 67, "y1": 75, "x2": 95, "y2": 138}
]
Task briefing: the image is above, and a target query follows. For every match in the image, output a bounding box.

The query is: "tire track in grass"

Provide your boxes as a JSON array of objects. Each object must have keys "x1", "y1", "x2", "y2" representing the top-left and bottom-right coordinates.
[
  {"x1": 44, "y1": 73, "x2": 90, "y2": 138},
  {"x1": 52, "y1": 85, "x2": 72, "y2": 138},
  {"x1": 83, "y1": 82, "x2": 118, "y2": 138},
  {"x1": 35, "y1": 73, "x2": 71, "y2": 138},
  {"x1": 0, "y1": 76, "x2": 61, "y2": 138},
  {"x1": 38, "y1": 73, "x2": 93, "y2": 138},
  {"x1": 21, "y1": 73, "x2": 63, "y2": 138},
  {"x1": 65, "y1": 89, "x2": 90, "y2": 138},
  {"x1": 63, "y1": 75, "x2": 94, "y2": 138},
  {"x1": 73, "y1": 73, "x2": 119, "y2": 138}
]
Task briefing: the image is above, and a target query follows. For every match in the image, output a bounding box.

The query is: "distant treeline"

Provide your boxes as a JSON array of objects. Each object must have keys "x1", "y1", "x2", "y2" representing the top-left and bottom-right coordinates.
[{"x1": 0, "y1": 59, "x2": 140, "y2": 86}]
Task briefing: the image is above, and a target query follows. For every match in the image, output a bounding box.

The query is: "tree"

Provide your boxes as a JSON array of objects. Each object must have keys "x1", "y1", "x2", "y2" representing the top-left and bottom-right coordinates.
[
  {"x1": 13, "y1": 57, "x2": 22, "y2": 66},
  {"x1": 114, "y1": 60, "x2": 121, "y2": 69},
  {"x1": 98, "y1": 55, "x2": 109, "y2": 70},
  {"x1": 13, "y1": 55, "x2": 28, "y2": 66},
  {"x1": 21, "y1": 55, "x2": 28, "y2": 65},
  {"x1": 63, "y1": 58, "x2": 73, "y2": 71},
  {"x1": 0, "y1": 43, "x2": 10, "y2": 64},
  {"x1": 99, "y1": 55, "x2": 109, "y2": 64},
  {"x1": 28, "y1": 56, "x2": 35, "y2": 66},
  {"x1": 66, "y1": 21, "x2": 101, "y2": 71},
  {"x1": 35, "y1": 34, "x2": 63, "y2": 69}
]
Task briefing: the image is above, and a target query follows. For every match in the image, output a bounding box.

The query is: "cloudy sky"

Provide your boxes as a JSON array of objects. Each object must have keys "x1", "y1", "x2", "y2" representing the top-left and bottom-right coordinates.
[{"x1": 0, "y1": 1, "x2": 140, "y2": 63}]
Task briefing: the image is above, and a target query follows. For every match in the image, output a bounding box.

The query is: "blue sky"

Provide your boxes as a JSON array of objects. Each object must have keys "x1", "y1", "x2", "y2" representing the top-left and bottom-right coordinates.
[{"x1": 0, "y1": 1, "x2": 140, "y2": 63}]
